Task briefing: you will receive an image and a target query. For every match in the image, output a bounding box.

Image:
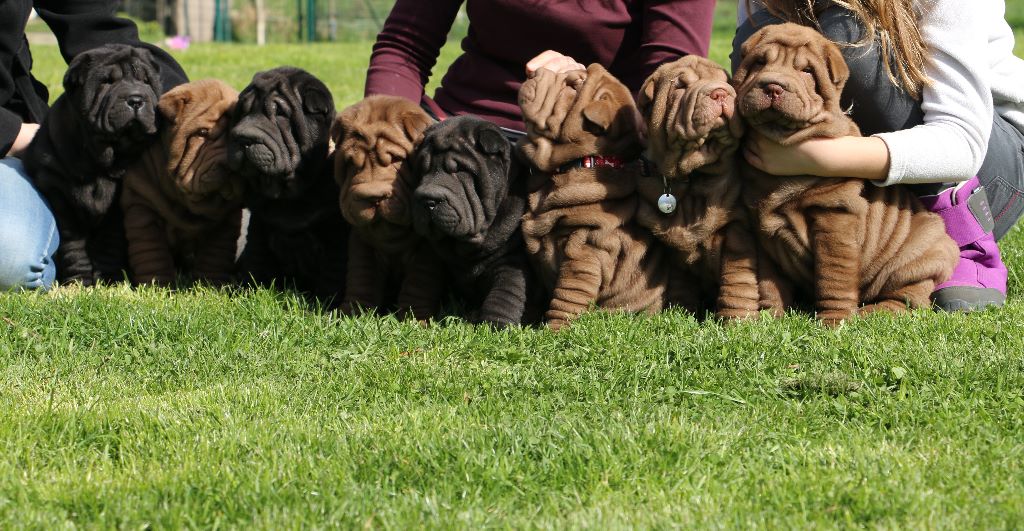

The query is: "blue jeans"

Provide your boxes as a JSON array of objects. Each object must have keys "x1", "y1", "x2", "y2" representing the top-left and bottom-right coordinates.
[{"x1": 0, "y1": 157, "x2": 58, "y2": 290}]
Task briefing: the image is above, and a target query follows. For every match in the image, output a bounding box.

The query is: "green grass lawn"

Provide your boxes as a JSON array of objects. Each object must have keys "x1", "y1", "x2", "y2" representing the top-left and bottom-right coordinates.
[{"x1": 5, "y1": 2, "x2": 1024, "y2": 527}]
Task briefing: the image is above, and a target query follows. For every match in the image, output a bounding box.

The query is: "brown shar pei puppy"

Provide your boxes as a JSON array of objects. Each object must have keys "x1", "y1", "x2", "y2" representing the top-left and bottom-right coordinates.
[
  {"x1": 734, "y1": 23, "x2": 958, "y2": 324},
  {"x1": 518, "y1": 64, "x2": 668, "y2": 329},
  {"x1": 637, "y1": 55, "x2": 769, "y2": 319},
  {"x1": 332, "y1": 95, "x2": 445, "y2": 320},
  {"x1": 122, "y1": 79, "x2": 244, "y2": 286}
]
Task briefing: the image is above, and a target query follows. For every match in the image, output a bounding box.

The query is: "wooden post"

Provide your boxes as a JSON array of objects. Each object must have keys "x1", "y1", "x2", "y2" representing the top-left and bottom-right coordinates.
[{"x1": 256, "y1": 0, "x2": 267, "y2": 45}]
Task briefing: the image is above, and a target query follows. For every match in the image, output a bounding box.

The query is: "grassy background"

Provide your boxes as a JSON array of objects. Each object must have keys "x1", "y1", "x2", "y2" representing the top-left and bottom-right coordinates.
[{"x1": 5, "y1": 1, "x2": 1024, "y2": 527}]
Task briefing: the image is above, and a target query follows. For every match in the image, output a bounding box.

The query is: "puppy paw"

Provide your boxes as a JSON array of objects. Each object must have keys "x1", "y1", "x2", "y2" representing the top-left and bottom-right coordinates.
[
  {"x1": 859, "y1": 300, "x2": 910, "y2": 316},
  {"x1": 546, "y1": 318, "x2": 570, "y2": 331},
  {"x1": 816, "y1": 309, "x2": 853, "y2": 327},
  {"x1": 715, "y1": 307, "x2": 759, "y2": 321}
]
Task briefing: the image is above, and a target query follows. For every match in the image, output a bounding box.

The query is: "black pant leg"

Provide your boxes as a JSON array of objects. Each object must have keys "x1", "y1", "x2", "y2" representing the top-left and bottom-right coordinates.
[{"x1": 979, "y1": 116, "x2": 1024, "y2": 240}]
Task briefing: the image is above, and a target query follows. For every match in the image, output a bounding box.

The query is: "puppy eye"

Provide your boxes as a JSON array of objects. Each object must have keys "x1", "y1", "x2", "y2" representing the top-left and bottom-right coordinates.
[
  {"x1": 802, "y1": 67, "x2": 814, "y2": 75},
  {"x1": 196, "y1": 128, "x2": 211, "y2": 137},
  {"x1": 674, "y1": 78, "x2": 688, "y2": 89}
]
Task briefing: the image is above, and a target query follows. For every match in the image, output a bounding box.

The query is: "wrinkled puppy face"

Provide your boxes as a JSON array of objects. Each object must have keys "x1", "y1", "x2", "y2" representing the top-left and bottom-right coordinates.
[
  {"x1": 64, "y1": 44, "x2": 162, "y2": 156},
  {"x1": 158, "y1": 79, "x2": 241, "y2": 202},
  {"x1": 733, "y1": 23, "x2": 849, "y2": 144},
  {"x1": 518, "y1": 63, "x2": 644, "y2": 172},
  {"x1": 332, "y1": 96, "x2": 433, "y2": 227},
  {"x1": 638, "y1": 55, "x2": 744, "y2": 178},
  {"x1": 412, "y1": 116, "x2": 513, "y2": 242},
  {"x1": 227, "y1": 67, "x2": 335, "y2": 200}
]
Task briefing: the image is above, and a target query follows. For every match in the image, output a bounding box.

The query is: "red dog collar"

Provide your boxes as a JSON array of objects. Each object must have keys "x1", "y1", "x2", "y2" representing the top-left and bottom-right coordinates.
[{"x1": 554, "y1": 155, "x2": 631, "y2": 174}]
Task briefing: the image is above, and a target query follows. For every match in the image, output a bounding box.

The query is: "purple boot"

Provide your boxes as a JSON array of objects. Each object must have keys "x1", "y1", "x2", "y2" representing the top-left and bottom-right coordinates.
[{"x1": 919, "y1": 176, "x2": 1007, "y2": 311}]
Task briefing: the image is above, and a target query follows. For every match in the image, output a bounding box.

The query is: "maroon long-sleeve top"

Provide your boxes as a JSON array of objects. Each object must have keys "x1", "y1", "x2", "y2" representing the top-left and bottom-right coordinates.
[{"x1": 365, "y1": 0, "x2": 716, "y2": 131}]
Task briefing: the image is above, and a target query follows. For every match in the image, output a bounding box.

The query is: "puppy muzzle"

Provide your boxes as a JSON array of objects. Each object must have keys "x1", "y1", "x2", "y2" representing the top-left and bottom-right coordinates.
[
  {"x1": 228, "y1": 116, "x2": 296, "y2": 175},
  {"x1": 344, "y1": 179, "x2": 401, "y2": 225},
  {"x1": 101, "y1": 84, "x2": 159, "y2": 137},
  {"x1": 739, "y1": 74, "x2": 814, "y2": 135},
  {"x1": 679, "y1": 81, "x2": 736, "y2": 141},
  {"x1": 412, "y1": 182, "x2": 469, "y2": 240}
]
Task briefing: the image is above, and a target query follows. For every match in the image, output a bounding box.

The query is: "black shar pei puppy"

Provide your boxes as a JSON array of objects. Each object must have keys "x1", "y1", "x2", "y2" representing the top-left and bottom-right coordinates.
[
  {"x1": 412, "y1": 115, "x2": 535, "y2": 327},
  {"x1": 25, "y1": 44, "x2": 163, "y2": 284},
  {"x1": 228, "y1": 66, "x2": 348, "y2": 305}
]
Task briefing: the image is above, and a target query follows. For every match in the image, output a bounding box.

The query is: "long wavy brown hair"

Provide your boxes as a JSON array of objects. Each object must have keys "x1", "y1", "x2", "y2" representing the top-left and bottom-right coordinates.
[{"x1": 751, "y1": 0, "x2": 929, "y2": 99}]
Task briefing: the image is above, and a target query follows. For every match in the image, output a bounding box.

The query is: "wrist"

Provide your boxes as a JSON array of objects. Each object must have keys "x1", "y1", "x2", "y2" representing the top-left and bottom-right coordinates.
[
  {"x1": 813, "y1": 136, "x2": 891, "y2": 180},
  {"x1": 9, "y1": 123, "x2": 40, "y2": 158}
]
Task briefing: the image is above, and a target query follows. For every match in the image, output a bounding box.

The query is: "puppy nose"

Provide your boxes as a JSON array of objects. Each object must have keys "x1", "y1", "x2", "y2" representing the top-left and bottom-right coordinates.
[
  {"x1": 356, "y1": 190, "x2": 390, "y2": 205},
  {"x1": 126, "y1": 95, "x2": 146, "y2": 110},
  {"x1": 761, "y1": 83, "x2": 785, "y2": 100},
  {"x1": 708, "y1": 88, "x2": 730, "y2": 101}
]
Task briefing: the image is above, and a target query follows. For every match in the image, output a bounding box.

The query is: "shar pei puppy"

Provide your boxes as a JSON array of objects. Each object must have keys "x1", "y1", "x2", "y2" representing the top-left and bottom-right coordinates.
[
  {"x1": 228, "y1": 67, "x2": 348, "y2": 305},
  {"x1": 25, "y1": 44, "x2": 164, "y2": 284},
  {"x1": 332, "y1": 95, "x2": 445, "y2": 320},
  {"x1": 734, "y1": 23, "x2": 958, "y2": 324},
  {"x1": 517, "y1": 64, "x2": 668, "y2": 329},
  {"x1": 412, "y1": 115, "x2": 534, "y2": 327},
  {"x1": 636, "y1": 55, "x2": 767, "y2": 319},
  {"x1": 121, "y1": 79, "x2": 243, "y2": 286}
]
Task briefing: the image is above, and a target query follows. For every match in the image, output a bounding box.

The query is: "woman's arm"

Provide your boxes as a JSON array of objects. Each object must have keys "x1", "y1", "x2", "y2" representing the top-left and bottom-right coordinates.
[
  {"x1": 743, "y1": 133, "x2": 890, "y2": 179},
  {"x1": 6, "y1": 123, "x2": 40, "y2": 158},
  {"x1": 871, "y1": 0, "x2": 991, "y2": 185},
  {"x1": 34, "y1": 0, "x2": 188, "y2": 92},
  {"x1": 747, "y1": 1, "x2": 992, "y2": 185},
  {"x1": 364, "y1": 0, "x2": 464, "y2": 102}
]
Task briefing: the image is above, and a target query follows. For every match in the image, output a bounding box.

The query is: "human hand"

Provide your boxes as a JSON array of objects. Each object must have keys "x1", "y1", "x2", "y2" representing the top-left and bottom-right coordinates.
[
  {"x1": 526, "y1": 50, "x2": 585, "y2": 78},
  {"x1": 743, "y1": 131, "x2": 891, "y2": 180},
  {"x1": 742, "y1": 130, "x2": 836, "y2": 176},
  {"x1": 8, "y1": 123, "x2": 40, "y2": 158}
]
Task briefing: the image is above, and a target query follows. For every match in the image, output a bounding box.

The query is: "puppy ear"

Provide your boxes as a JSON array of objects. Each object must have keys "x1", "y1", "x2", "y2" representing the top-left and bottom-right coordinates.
[
  {"x1": 329, "y1": 116, "x2": 346, "y2": 147},
  {"x1": 401, "y1": 109, "x2": 433, "y2": 143},
  {"x1": 157, "y1": 86, "x2": 191, "y2": 123},
  {"x1": 636, "y1": 76, "x2": 657, "y2": 119},
  {"x1": 63, "y1": 48, "x2": 101, "y2": 91},
  {"x1": 740, "y1": 27, "x2": 768, "y2": 60},
  {"x1": 733, "y1": 28, "x2": 769, "y2": 86},
  {"x1": 302, "y1": 87, "x2": 333, "y2": 115},
  {"x1": 581, "y1": 98, "x2": 614, "y2": 134},
  {"x1": 477, "y1": 127, "x2": 507, "y2": 155},
  {"x1": 823, "y1": 43, "x2": 850, "y2": 89}
]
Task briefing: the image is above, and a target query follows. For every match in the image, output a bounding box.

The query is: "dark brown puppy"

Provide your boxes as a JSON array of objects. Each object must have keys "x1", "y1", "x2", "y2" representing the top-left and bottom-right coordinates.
[
  {"x1": 24, "y1": 44, "x2": 164, "y2": 284},
  {"x1": 332, "y1": 95, "x2": 444, "y2": 319},
  {"x1": 121, "y1": 79, "x2": 243, "y2": 286},
  {"x1": 228, "y1": 67, "x2": 348, "y2": 305},
  {"x1": 734, "y1": 23, "x2": 959, "y2": 324},
  {"x1": 412, "y1": 116, "x2": 534, "y2": 327},
  {"x1": 518, "y1": 64, "x2": 668, "y2": 329},
  {"x1": 636, "y1": 55, "x2": 766, "y2": 319}
]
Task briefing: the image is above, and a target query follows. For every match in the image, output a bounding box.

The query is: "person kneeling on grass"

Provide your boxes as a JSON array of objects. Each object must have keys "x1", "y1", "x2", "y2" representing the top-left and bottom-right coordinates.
[
  {"x1": 734, "y1": 0, "x2": 1024, "y2": 312},
  {"x1": 0, "y1": 1, "x2": 186, "y2": 291}
]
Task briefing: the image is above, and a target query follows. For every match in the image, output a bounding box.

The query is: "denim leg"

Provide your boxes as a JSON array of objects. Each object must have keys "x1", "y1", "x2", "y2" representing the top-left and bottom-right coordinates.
[
  {"x1": 0, "y1": 157, "x2": 59, "y2": 290},
  {"x1": 978, "y1": 116, "x2": 1024, "y2": 240}
]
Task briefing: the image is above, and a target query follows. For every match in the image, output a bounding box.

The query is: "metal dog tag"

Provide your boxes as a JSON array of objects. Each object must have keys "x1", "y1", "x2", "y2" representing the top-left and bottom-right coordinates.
[{"x1": 658, "y1": 193, "x2": 677, "y2": 214}]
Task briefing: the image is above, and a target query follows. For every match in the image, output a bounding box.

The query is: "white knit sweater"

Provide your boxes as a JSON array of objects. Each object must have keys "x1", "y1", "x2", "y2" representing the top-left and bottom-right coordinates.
[{"x1": 737, "y1": 0, "x2": 1024, "y2": 186}]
